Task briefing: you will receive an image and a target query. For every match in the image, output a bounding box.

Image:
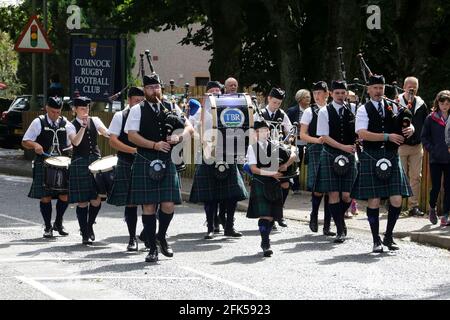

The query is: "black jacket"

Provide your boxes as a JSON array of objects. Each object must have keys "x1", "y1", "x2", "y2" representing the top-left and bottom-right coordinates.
[{"x1": 421, "y1": 112, "x2": 450, "y2": 164}]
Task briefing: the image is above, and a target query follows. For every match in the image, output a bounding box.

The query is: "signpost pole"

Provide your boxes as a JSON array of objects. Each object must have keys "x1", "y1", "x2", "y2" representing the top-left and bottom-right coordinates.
[
  {"x1": 30, "y1": 0, "x2": 38, "y2": 111},
  {"x1": 43, "y1": 0, "x2": 48, "y2": 104}
]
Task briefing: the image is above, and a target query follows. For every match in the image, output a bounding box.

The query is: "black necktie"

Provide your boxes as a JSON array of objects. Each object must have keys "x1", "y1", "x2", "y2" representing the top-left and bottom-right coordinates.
[
  {"x1": 378, "y1": 102, "x2": 384, "y2": 118},
  {"x1": 152, "y1": 103, "x2": 159, "y2": 113},
  {"x1": 338, "y1": 107, "x2": 344, "y2": 119}
]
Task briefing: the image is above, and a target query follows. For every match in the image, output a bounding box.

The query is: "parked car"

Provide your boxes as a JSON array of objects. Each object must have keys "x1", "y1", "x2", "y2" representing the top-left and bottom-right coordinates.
[{"x1": 0, "y1": 95, "x2": 72, "y2": 147}]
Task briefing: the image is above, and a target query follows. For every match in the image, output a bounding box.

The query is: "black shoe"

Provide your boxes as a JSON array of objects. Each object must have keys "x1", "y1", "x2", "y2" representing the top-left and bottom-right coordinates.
[
  {"x1": 410, "y1": 207, "x2": 425, "y2": 217},
  {"x1": 277, "y1": 219, "x2": 288, "y2": 228},
  {"x1": 261, "y1": 242, "x2": 273, "y2": 257},
  {"x1": 204, "y1": 231, "x2": 214, "y2": 240},
  {"x1": 157, "y1": 238, "x2": 174, "y2": 257},
  {"x1": 82, "y1": 236, "x2": 92, "y2": 245},
  {"x1": 382, "y1": 236, "x2": 400, "y2": 251},
  {"x1": 309, "y1": 213, "x2": 318, "y2": 233},
  {"x1": 323, "y1": 228, "x2": 336, "y2": 237},
  {"x1": 43, "y1": 227, "x2": 54, "y2": 238},
  {"x1": 373, "y1": 240, "x2": 384, "y2": 253},
  {"x1": 334, "y1": 233, "x2": 346, "y2": 244},
  {"x1": 271, "y1": 223, "x2": 278, "y2": 232},
  {"x1": 127, "y1": 237, "x2": 138, "y2": 252},
  {"x1": 52, "y1": 223, "x2": 69, "y2": 236},
  {"x1": 87, "y1": 224, "x2": 95, "y2": 241},
  {"x1": 145, "y1": 249, "x2": 158, "y2": 263},
  {"x1": 262, "y1": 247, "x2": 273, "y2": 257},
  {"x1": 224, "y1": 228, "x2": 243, "y2": 238}
]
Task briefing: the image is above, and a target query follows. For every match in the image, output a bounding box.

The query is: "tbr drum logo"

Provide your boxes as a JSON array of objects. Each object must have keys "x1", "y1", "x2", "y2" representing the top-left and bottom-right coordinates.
[{"x1": 220, "y1": 108, "x2": 245, "y2": 128}]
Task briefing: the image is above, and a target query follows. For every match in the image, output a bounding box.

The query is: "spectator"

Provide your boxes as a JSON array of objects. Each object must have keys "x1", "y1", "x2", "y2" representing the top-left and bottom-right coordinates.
[
  {"x1": 421, "y1": 90, "x2": 450, "y2": 227},
  {"x1": 399, "y1": 77, "x2": 429, "y2": 217},
  {"x1": 287, "y1": 89, "x2": 310, "y2": 194},
  {"x1": 48, "y1": 74, "x2": 64, "y2": 97}
]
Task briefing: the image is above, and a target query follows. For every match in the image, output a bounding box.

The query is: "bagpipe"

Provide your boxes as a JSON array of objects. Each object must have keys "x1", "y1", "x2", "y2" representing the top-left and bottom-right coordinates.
[
  {"x1": 140, "y1": 49, "x2": 187, "y2": 172},
  {"x1": 336, "y1": 47, "x2": 412, "y2": 137}
]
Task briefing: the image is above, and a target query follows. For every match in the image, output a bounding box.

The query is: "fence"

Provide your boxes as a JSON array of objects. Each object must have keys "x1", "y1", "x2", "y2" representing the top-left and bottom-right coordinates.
[{"x1": 22, "y1": 109, "x2": 440, "y2": 213}]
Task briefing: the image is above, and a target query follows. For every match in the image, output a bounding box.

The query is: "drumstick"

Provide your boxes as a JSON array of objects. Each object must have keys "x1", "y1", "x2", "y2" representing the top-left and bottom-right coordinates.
[{"x1": 42, "y1": 152, "x2": 51, "y2": 157}]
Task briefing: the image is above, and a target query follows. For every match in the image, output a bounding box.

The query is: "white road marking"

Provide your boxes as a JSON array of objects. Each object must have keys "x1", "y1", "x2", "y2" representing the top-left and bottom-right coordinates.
[
  {"x1": 27, "y1": 276, "x2": 202, "y2": 281},
  {"x1": 15, "y1": 276, "x2": 69, "y2": 300},
  {"x1": 181, "y1": 266, "x2": 265, "y2": 298},
  {"x1": 0, "y1": 214, "x2": 41, "y2": 226}
]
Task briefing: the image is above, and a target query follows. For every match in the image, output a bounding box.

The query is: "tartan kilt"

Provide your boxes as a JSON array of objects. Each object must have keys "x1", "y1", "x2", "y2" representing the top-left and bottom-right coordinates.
[
  {"x1": 28, "y1": 157, "x2": 66, "y2": 199},
  {"x1": 351, "y1": 148, "x2": 412, "y2": 200},
  {"x1": 306, "y1": 144, "x2": 323, "y2": 192},
  {"x1": 107, "y1": 156, "x2": 134, "y2": 206},
  {"x1": 189, "y1": 164, "x2": 248, "y2": 203},
  {"x1": 68, "y1": 155, "x2": 100, "y2": 203},
  {"x1": 246, "y1": 176, "x2": 283, "y2": 220},
  {"x1": 128, "y1": 150, "x2": 182, "y2": 205},
  {"x1": 315, "y1": 147, "x2": 357, "y2": 194}
]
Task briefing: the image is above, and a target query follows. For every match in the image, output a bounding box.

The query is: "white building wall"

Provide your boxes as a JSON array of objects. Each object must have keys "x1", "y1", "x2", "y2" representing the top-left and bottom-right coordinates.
[{"x1": 133, "y1": 25, "x2": 211, "y2": 88}]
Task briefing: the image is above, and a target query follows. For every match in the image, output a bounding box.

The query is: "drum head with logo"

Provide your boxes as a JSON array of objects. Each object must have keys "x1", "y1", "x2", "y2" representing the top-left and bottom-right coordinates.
[
  {"x1": 89, "y1": 155, "x2": 118, "y2": 174},
  {"x1": 44, "y1": 156, "x2": 71, "y2": 168}
]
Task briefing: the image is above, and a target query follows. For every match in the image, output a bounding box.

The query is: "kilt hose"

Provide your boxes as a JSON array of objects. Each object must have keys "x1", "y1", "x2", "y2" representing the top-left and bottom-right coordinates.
[
  {"x1": 28, "y1": 156, "x2": 67, "y2": 199},
  {"x1": 128, "y1": 150, "x2": 182, "y2": 205},
  {"x1": 246, "y1": 176, "x2": 283, "y2": 220},
  {"x1": 68, "y1": 154, "x2": 100, "y2": 204},
  {"x1": 189, "y1": 164, "x2": 248, "y2": 203},
  {"x1": 315, "y1": 146, "x2": 357, "y2": 194},
  {"x1": 351, "y1": 148, "x2": 412, "y2": 201},
  {"x1": 305, "y1": 143, "x2": 323, "y2": 192},
  {"x1": 107, "y1": 156, "x2": 134, "y2": 206}
]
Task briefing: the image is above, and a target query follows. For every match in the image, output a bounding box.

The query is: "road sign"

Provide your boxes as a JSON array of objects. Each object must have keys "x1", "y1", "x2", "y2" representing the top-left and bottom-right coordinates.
[{"x1": 14, "y1": 15, "x2": 53, "y2": 53}]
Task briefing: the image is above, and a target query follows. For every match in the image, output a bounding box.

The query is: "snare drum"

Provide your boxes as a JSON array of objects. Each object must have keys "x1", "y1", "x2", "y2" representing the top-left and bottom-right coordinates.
[
  {"x1": 43, "y1": 156, "x2": 71, "y2": 192},
  {"x1": 88, "y1": 155, "x2": 118, "y2": 198}
]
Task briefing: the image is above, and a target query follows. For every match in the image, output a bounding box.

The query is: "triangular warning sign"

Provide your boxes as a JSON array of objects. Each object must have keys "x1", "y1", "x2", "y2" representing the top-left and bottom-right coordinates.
[{"x1": 14, "y1": 15, "x2": 53, "y2": 53}]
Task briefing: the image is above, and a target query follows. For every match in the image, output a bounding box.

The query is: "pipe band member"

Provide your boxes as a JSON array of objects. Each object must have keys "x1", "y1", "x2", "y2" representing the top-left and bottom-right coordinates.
[
  {"x1": 66, "y1": 96, "x2": 109, "y2": 245},
  {"x1": 22, "y1": 97, "x2": 72, "y2": 238}
]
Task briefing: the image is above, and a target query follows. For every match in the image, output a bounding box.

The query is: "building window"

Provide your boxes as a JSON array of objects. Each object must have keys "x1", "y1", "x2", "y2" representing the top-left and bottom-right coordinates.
[{"x1": 195, "y1": 77, "x2": 210, "y2": 86}]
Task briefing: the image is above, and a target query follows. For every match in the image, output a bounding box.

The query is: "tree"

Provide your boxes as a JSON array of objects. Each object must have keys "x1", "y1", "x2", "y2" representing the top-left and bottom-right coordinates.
[{"x1": 0, "y1": 31, "x2": 23, "y2": 98}]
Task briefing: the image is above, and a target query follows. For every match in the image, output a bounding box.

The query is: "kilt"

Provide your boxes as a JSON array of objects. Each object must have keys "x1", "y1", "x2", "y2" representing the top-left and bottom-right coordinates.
[
  {"x1": 128, "y1": 150, "x2": 182, "y2": 205},
  {"x1": 107, "y1": 156, "x2": 134, "y2": 206},
  {"x1": 351, "y1": 148, "x2": 412, "y2": 200},
  {"x1": 28, "y1": 156, "x2": 66, "y2": 199},
  {"x1": 305, "y1": 144, "x2": 323, "y2": 192},
  {"x1": 68, "y1": 154, "x2": 100, "y2": 204},
  {"x1": 189, "y1": 164, "x2": 248, "y2": 203},
  {"x1": 246, "y1": 176, "x2": 283, "y2": 220},
  {"x1": 315, "y1": 146, "x2": 357, "y2": 194}
]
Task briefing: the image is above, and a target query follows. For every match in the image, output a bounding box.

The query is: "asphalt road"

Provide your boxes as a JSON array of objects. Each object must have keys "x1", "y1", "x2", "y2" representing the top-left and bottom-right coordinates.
[{"x1": 0, "y1": 174, "x2": 449, "y2": 300}]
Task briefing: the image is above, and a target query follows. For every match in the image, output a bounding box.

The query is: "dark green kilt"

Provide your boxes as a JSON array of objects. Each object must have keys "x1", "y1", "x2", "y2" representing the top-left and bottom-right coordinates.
[
  {"x1": 69, "y1": 154, "x2": 100, "y2": 203},
  {"x1": 351, "y1": 148, "x2": 412, "y2": 200},
  {"x1": 28, "y1": 156, "x2": 67, "y2": 199},
  {"x1": 246, "y1": 176, "x2": 283, "y2": 219},
  {"x1": 128, "y1": 150, "x2": 182, "y2": 205},
  {"x1": 107, "y1": 156, "x2": 134, "y2": 206},
  {"x1": 315, "y1": 146, "x2": 357, "y2": 194},
  {"x1": 306, "y1": 144, "x2": 323, "y2": 192},
  {"x1": 189, "y1": 164, "x2": 248, "y2": 203}
]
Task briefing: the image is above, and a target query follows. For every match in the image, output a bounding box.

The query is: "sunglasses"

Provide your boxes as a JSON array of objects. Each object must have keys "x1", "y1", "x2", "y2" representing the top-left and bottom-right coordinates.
[{"x1": 438, "y1": 97, "x2": 450, "y2": 103}]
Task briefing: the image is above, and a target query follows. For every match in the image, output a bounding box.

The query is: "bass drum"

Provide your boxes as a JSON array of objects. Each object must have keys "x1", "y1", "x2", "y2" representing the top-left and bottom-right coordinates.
[{"x1": 201, "y1": 93, "x2": 256, "y2": 164}]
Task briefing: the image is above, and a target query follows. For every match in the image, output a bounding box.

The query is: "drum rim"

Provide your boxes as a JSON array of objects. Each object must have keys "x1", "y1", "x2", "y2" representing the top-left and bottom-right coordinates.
[
  {"x1": 44, "y1": 156, "x2": 71, "y2": 168},
  {"x1": 89, "y1": 155, "x2": 118, "y2": 174}
]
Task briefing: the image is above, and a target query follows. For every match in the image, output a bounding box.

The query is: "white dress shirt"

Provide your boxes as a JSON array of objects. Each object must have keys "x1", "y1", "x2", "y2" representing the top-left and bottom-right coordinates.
[
  {"x1": 246, "y1": 140, "x2": 269, "y2": 165},
  {"x1": 66, "y1": 116, "x2": 107, "y2": 137},
  {"x1": 23, "y1": 114, "x2": 71, "y2": 142}
]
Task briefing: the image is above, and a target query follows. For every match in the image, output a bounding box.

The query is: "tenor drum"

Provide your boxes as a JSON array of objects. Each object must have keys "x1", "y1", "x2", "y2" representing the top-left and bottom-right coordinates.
[
  {"x1": 88, "y1": 155, "x2": 118, "y2": 198},
  {"x1": 43, "y1": 156, "x2": 71, "y2": 192},
  {"x1": 201, "y1": 93, "x2": 256, "y2": 163}
]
